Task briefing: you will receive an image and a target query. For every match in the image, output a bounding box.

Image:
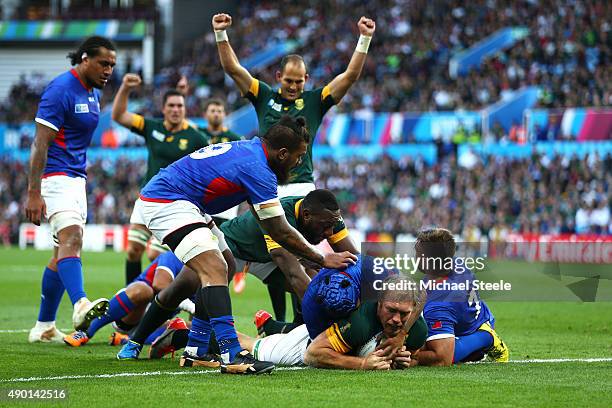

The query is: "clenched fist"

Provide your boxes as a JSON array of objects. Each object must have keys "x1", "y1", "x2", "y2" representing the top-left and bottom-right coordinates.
[
  {"x1": 358, "y1": 16, "x2": 376, "y2": 36},
  {"x1": 122, "y1": 73, "x2": 142, "y2": 88},
  {"x1": 212, "y1": 13, "x2": 232, "y2": 31}
]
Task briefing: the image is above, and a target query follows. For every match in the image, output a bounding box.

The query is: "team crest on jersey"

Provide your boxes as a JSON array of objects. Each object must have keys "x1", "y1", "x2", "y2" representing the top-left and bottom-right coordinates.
[
  {"x1": 295, "y1": 98, "x2": 304, "y2": 110},
  {"x1": 74, "y1": 104, "x2": 89, "y2": 113},
  {"x1": 179, "y1": 139, "x2": 188, "y2": 150},
  {"x1": 152, "y1": 130, "x2": 166, "y2": 142}
]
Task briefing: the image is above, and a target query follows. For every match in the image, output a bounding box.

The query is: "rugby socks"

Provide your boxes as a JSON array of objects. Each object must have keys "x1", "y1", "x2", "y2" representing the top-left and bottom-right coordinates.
[
  {"x1": 264, "y1": 269, "x2": 287, "y2": 321},
  {"x1": 57, "y1": 257, "x2": 86, "y2": 305},
  {"x1": 37, "y1": 267, "x2": 65, "y2": 322},
  {"x1": 262, "y1": 319, "x2": 301, "y2": 335},
  {"x1": 185, "y1": 317, "x2": 212, "y2": 356},
  {"x1": 203, "y1": 286, "x2": 241, "y2": 363},
  {"x1": 125, "y1": 259, "x2": 141, "y2": 285},
  {"x1": 453, "y1": 331, "x2": 493, "y2": 363},
  {"x1": 130, "y1": 295, "x2": 176, "y2": 345},
  {"x1": 290, "y1": 293, "x2": 304, "y2": 324},
  {"x1": 87, "y1": 291, "x2": 135, "y2": 338},
  {"x1": 145, "y1": 325, "x2": 167, "y2": 345}
]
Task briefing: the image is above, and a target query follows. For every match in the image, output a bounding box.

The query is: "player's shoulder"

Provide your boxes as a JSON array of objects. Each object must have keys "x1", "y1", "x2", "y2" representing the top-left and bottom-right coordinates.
[{"x1": 42, "y1": 71, "x2": 77, "y2": 97}]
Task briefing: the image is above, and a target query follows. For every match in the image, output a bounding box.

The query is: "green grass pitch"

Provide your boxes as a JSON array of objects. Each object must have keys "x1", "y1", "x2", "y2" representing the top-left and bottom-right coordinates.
[{"x1": 0, "y1": 248, "x2": 611, "y2": 407}]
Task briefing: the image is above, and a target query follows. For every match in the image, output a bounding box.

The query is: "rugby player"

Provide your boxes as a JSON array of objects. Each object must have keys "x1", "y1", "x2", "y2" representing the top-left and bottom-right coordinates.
[
  {"x1": 213, "y1": 12, "x2": 375, "y2": 319},
  {"x1": 117, "y1": 115, "x2": 357, "y2": 374},
  {"x1": 411, "y1": 228, "x2": 509, "y2": 366},
  {"x1": 147, "y1": 189, "x2": 357, "y2": 363},
  {"x1": 26, "y1": 36, "x2": 116, "y2": 342},
  {"x1": 238, "y1": 276, "x2": 427, "y2": 370},
  {"x1": 63, "y1": 251, "x2": 195, "y2": 347},
  {"x1": 112, "y1": 74, "x2": 209, "y2": 285}
]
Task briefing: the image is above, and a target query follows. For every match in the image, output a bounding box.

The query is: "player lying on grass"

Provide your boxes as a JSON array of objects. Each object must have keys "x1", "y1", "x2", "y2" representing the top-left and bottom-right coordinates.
[
  {"x1": 64, "y1": 222, "x2": 234, "y2": 348},
  {"x1": 63, "y1": 251, "x2": 194, "y2": 347},
  {"x1": 235, "y1": 276, "x2": 426, "y2": 370},
  {"x1": 118, "y1": 115, "x2": 356, "y2": 374},
  {"x1": 115, "y1": 189, "x2": 357, "y2": 362},
  {"x1": 411, "y1": 228, "x2": 509, "y2": 366}
]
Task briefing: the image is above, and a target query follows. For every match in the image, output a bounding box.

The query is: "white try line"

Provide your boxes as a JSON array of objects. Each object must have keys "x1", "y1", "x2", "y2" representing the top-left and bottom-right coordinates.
[
  {"x1": 0, "y1": 329, "x2": 72, "y2": 333},
  {"x1": 1, "y1": 358, "x2": 611, "y2": 383}
]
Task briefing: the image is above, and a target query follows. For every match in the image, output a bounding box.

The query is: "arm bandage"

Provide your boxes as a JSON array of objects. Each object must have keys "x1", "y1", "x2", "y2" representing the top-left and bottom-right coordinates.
[
  {"x1": 253, "y1": 199, "x2": 284, "y2": 220},
  {"x1": 215, "y1": 30, "x2": 229, "y2": 43},
  {"x1": 356, "y1": 34, "x2": 372, "y2": 54}
]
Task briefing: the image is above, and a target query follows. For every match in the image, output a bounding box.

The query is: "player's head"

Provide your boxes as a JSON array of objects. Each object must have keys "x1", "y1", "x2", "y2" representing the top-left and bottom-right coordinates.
[
  {"x1": 415, "y1": 228, "x2": 456, "y2": 277},
  {"x1": 67, "y1": 36, "x2": 117, "y2": 89},
  {"x1": 276, "y1": 54, "x2": 308, "y2": 102},
  {"x1": 162, "y1": 89, "x2": 186, "y2": 127},
  {"x1": 377, "y1": 276, "x2": 422, "y2": 338},
  {"x1": 261, "y1": 115, "x2": 309, "y2": 185},
  {"x1": 203, "y1": 98, "x2": 226, "y2": 128},
  {"x1": 299, "y1": 189, "x2": 342, "y2": 244}
]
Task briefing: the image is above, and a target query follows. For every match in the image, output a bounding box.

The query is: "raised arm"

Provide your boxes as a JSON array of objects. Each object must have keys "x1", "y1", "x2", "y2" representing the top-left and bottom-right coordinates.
[
  {"x1": 25, "y1": 123, "x2": 57, "y2": 225},
  {"x1": 327, "y1": 16, "x2": 375, "y2": 103},
  {"x1": 212, "y1": 13, "x2": 254, "y2": 96},
  {"x1": 111, "y1": 73, "x2": 142, "y2": 128}
]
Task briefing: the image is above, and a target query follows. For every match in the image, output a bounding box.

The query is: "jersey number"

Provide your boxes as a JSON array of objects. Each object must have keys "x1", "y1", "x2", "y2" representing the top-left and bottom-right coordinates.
[
  {"x1": 190, "y1": 143, "x2": 232, "y2": 159},
  {"x1": 468, "y1": 288, "x2": 482, "y2": 320}
]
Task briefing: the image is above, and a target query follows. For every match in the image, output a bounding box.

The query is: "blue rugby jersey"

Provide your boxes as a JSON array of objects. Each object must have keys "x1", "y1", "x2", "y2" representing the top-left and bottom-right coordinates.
[
  {"x1": 423, "y1": 266, "x2": 494, "y2": 341},
  {"x1": 140, "y1": 138, "x2": 278, "y2": 215},
  {"x1": 35, "y1": 69, "x2": 101, "y2": 178}
]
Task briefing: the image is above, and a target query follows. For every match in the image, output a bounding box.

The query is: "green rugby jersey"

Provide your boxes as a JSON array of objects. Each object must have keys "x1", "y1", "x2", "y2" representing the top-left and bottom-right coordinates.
[
  {"x1": 246, "y1": 79, "x2": 336, "y2": 184},
  {"x1": 326, "y1": 302, "x2": 427, "y2": 355},
  {"x1": 198, "y1": 126, "x2": 243, "y2": 144},
  {"x1": 130, "y1": 114, "x2": 209, "y2": 185},
  {"x1": 220, "y1": 196, "x2": 348, "y2": 263}
]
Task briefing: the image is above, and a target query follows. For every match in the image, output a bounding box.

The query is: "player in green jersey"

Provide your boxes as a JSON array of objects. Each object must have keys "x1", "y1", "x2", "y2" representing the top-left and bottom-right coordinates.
[
  {"x1": 112, "y1": 73, "x2": 210, "y2": 284},
  {"x1": 221, "y1": 189, "x2": 357, "y2": 298},
  {"x1": 212, "y1": 12, "x2": 372, "y2": 318},
  {"x1": 199, "y1": 98, "x2": 243, "y2": 145},
  {"x1": 212, "y1": 13, "x2": 376, "y2": 197},
  {"x1": 237, "y1": 275, "x2": 427, "y2": 370}
]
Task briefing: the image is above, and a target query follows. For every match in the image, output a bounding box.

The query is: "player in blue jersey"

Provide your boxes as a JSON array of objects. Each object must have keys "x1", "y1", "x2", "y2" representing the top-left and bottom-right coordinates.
[
  {"x1": 411, "y1": 228, "x2": 509, "y2": 366},
  {"x1": 26, "y1": 37, "x2": 117, "y2": 343},
  {"x1": 63, "y1": 251, "x2": 196, "y2": 347},
  {"x1": 117, "y1": 115, "x2": 357, "y2": 374}
]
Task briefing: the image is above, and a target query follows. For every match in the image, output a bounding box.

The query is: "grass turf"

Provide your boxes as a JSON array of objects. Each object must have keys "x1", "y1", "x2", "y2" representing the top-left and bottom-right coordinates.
[{"x1": 0, "y1": 248, "x2": 611, "y2": 407}]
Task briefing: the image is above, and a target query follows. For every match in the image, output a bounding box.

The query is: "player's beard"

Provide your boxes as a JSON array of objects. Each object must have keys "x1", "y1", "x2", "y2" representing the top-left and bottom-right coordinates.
[{"x1": 269, "y1": 159, "x2": 291, "y2": 185}]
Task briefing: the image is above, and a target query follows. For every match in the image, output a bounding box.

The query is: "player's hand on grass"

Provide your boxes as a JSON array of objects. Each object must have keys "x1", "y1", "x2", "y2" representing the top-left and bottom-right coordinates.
[
  {"x1": 122, "y1": 73, "x2": 142, "y2": 88},
  {"x1": 362, "y1": 349, "x2": 392, "y2": 370},
  {"x1": 392, "y1": 346, "x2": 413, "y2": 369},
  {"x1": 358, "y1": 16, "x2": 375, "y2": 37},
  {"x1": 322, "y1": 251, "x2": 357, "y2": 269},
  {"x1": 25, "y1": 190, "x2": 46, "y2": 226},
  {"x1": 212, "y1": 13, "x2": 232, "y2": 31}
]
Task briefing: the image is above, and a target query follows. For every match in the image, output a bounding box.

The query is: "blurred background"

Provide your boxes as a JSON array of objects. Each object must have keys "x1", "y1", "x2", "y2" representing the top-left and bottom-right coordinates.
[{"x1": 0, "y1": 0, "x2": 610, "y2": 252}]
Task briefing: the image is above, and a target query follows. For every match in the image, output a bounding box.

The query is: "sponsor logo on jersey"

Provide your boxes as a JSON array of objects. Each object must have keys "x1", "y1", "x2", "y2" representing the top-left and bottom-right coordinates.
[
  {"x1": 74, "y1": 103, "x2": 89, "y2": 113},
  {"x1": 272, "y1": 103, "x2": 282, "y2": 112},
  {"x1": 152, "y1": 130, "x2": 166, "y2": 142}
]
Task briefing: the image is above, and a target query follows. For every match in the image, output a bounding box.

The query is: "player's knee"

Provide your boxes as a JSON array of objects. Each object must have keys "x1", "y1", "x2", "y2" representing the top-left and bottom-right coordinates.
[
  {"x1": 126, "y1": 282, "x2": 154, "y2": 305},
  {"x1": 57, "y1": 226, "x2": 83, "y2": 250},
  {"x1": 126, "y1": 241, "x2": 145, "y2": 261}
]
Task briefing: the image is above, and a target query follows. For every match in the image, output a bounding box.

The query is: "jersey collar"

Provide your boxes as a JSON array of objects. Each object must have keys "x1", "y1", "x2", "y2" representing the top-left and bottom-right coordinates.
[
  {"x1": 163, "y1": 119, "x2": 189, "y2": 132},
  {"x1": 70, "y1": 69, "x2": 92, "y2": 92},
  {"x1": 294, "y1": 199, "x2": 304, "y2": 218}
]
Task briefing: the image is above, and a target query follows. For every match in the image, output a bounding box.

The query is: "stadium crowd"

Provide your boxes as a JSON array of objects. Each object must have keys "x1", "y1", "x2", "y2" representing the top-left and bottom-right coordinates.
[
  {"x1": 1, "y1": 151, "x2": 610, "y2": 245},
  {"x1": 1, "y1": 0, "x2": 609, "y2": 124}
]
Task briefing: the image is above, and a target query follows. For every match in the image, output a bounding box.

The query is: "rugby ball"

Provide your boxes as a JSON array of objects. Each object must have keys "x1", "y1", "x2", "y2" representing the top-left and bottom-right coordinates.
[{"x1": 357, "y1": 332, "x2": 385, "y2": 357}]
